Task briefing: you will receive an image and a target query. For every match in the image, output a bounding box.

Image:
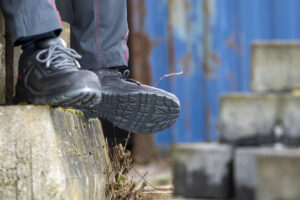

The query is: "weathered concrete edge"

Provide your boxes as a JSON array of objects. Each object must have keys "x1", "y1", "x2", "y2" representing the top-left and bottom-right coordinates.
[
  {"x1": 50, "y1": 107, "x2": 110, "y2": 200},
  {"x1": 172, "y1": 143, "x2": 233, "y2": 199},
  {"x1": 0, "y1": 106, "x2": 110, "y2": 200},
  {"x1": 250, "y1": 41, "x2": 300, "y2": 92},
  {"x1": 220, "y1": 93, "x2": 300, "y2": 146},
  {"x1": 251, "y1": 40, "x2": 300, "y2": 46}
]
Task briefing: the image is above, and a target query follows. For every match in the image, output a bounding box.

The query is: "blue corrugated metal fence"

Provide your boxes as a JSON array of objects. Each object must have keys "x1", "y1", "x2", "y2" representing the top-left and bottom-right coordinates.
[{"x1": 135, "y1": 0, "x2": 300, "y2": 146}]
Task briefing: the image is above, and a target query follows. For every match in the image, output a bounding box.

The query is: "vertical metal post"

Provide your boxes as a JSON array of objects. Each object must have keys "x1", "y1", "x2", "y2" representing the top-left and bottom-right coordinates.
[{"x1": 128, "y1": 0, "x2": 158, "y2": 163}]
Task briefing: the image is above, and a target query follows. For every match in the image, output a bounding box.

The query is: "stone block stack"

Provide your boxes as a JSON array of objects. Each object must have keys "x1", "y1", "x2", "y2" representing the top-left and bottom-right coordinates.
[{"x1": 173, "y1": 42, "x2": 300, "y2": 200}]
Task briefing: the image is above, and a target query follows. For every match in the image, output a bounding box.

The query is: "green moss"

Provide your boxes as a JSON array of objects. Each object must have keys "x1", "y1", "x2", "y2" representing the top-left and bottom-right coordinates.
[
  {"x1": 152, "y1": 177, "x2": 171, "y2": 187},
  {"x1": 57, "y1": 107, "x2": 84, "y2": 116}
]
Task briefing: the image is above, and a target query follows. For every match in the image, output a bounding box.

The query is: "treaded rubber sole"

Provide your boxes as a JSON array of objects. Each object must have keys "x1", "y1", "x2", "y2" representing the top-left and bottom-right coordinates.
[
  {"x1": 29, "y1": 88, "x2": 102, "y2": 107},
  {"x1": 84, "y1": 92, "x2": 180, "y2": 133}
]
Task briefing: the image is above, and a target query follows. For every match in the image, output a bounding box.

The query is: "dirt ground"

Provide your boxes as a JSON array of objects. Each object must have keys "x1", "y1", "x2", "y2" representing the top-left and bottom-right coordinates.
[{"x1": 128, "y1": 161, "x2": 175, "y2": 199}]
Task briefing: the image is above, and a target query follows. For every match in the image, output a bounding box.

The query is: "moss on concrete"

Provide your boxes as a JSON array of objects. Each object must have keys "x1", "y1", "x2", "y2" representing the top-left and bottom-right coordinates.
[{"x1": 0, "y1": 105, "x2": 108, "y2": 200}]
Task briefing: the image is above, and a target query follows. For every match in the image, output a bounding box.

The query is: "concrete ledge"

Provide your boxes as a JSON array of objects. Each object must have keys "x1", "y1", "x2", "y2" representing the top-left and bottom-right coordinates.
[
  {"x1": 234, "y1": 147, "x2": 300, "y2": 200},
  {"x1": 0, "y1": 106, "x2": 108, "y2": 200},
  {"x1": 257, "y1": 152, "x2": 300, "y2": 200},
  {"x1": 251, "y1": 41, "x2": 300, "y2": 92},
  {"x1": 220, "y1": 93, "x2": 300, "y2": 146},
  {"x1": 173, "y1": 143, "x2": 233, "y2": 199}
]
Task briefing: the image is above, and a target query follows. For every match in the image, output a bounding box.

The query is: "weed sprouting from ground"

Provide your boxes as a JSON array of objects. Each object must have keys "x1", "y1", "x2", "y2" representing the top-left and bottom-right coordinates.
[
  {"x1": 106, "y1": 133, "x2": 149, "y2": 200},
  {"x1": 106, "y1": 70, "x2": 181, "y2": 199}
]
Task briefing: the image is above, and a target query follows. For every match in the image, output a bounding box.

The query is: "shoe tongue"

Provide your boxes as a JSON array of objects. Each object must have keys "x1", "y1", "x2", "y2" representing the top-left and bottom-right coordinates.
[{"x1": 37, "y1": 37, "x2": 67, "y2": 49}]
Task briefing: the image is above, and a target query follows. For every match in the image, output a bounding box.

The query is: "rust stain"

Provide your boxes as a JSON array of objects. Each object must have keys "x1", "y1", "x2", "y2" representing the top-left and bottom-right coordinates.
[
  {"x1": 168, "y1": 0, "x2": 176, "y2": 7},
  {"x1": 203, "y1": 0, "x2": 210, "y2": 15},
  {"x1": 202, "y1": 61, "x2": 210, "y2": 77},
  {"x1": 130, "y1": 31, "x2": 152, "y2": 84},
  {"x1": 184, "y1": 99, "x2": 191, "y2": 132},
  {"x1": 137, "y1": 0, "x2": 146, "y2": 30},
  {"x1": 128, "y1": 0, "x2": 158, "y2": 85},
  {"x1": 211, "y1": 53, "x2": 222, "y2": 68},
  {"x1": 128, "y1": 0, "x2": 159, "y2": 162},
  {"x1": 202, "y1": 0, "x2": 212, "y2": 77},
  {"x1": 184, "y1": 1, "x2": 192, "y2": 12},
  {"x1": 226, "y1": 32, "x2": 239, "y2": 51},
  {"x1": 168, "y1": 0, "x2": 175, "y2": 7},
  {"x1": 205, "y1": 107, "x2": 211, "y2": 141},
  {"x1": 180, "y1": 53, "x2": 193, "y2": 75},
  {"x1": 168, "y1": 27, "x2": 175, "y2": 76},
  {"x1": 202, "y1": 53, "x2": 222, "y2": 77},
  {"x1": 167, "y1": 0, "x2": 177, "y2": 83}
]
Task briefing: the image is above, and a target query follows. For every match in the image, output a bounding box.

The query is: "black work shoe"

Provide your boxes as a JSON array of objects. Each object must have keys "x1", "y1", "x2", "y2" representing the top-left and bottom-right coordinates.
[
  {"x1": 14, "y1": 37, "x2": 102, "y2": 107},
  {"x1": 82, "y1": 67, "x2": 180, "y2": 134}
]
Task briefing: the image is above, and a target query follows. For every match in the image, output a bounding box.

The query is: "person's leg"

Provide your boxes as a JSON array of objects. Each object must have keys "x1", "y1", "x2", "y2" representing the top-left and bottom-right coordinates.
[
  {"x1": 56, "y1": 0, "x2": 129, "y2": 69},
  {"x1": 57, "y1": 0, "x2": 180, "y2": 133},
  {"x1": 0, "y1": 0, "x2": 62, "y2": 45},
  {"x1": 0, "y1": 0, "x2": 102, "y2": 107}
]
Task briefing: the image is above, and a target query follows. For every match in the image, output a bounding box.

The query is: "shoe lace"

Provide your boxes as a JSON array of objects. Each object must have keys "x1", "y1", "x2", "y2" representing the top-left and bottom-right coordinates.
[
  {"x1": 121, "y1": 69, "x2": 141, "y2": 85},
  {"x1": 36, "y1": 43, "x2": 82, "y2": 70}
]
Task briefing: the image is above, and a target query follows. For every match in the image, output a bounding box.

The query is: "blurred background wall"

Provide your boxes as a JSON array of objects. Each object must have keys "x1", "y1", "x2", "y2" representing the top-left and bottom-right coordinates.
[{"x1": 128, "y1": 0, "x2": 300, "y2": 150}]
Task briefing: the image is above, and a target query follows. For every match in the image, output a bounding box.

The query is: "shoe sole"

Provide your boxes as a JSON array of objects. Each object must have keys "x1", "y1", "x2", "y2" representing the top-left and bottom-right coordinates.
[
  {"x1": 29, "y1": 88, "x2": 102, "y2": 107},
  {"x1": 84, "y1": 92, "x2": 180, "y2": 133}
]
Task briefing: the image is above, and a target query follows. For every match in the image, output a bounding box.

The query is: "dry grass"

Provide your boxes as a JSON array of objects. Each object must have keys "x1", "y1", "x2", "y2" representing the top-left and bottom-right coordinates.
[{"x1": 106, "y1": 133, "x2": 149, "y2": 200}]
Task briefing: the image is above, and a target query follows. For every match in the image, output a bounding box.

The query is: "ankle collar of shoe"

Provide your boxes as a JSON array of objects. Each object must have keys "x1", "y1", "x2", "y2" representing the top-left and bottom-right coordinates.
[{"x1": 37, "y1": 37, "x2": 66, "y2": 49}]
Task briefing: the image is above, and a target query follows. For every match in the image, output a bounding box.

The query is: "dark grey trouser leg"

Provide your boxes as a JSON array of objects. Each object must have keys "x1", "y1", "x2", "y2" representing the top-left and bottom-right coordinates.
[
  {"x1": 0, "y1": 0, "x2": 62, "y2": 45},
  {"x1": 56, "y1": 0, "x2": 129, "y2": 69}
]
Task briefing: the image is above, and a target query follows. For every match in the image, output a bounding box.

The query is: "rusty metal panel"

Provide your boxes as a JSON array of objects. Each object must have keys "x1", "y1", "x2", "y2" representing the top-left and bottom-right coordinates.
[
  {"x1": 129, "y1": 0, "x2": 300, "y2": 146},
  {"x1": 205, "y1": 0, "x2": 242, "y2": 141},
  {"x1": 128, "y1": 0, "x2": 162, "y2": 161},
  {"x1": 167, "y1": 0, "x2": 208, "y2": 143},
  {"x1": 128, "y1": 0, "x2": 209, "y2": 145},
  {"x1": 128, "y1": 0, "x2": 174, "y2": 148},
  {"x1": 199, "y1": 0, "x2": 300, "y2": 141},
  {"x1": 128, "y1": 0, "x2": 208, "y2": 145}
]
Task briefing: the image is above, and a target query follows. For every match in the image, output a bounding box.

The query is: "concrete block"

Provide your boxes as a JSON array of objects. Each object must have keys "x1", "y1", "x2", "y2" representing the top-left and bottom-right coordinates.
[
  {"x1": 251, "y1": 42, "x2": 300, "y2": 92},
  {"x1": 173, "y1": 143, "x2": 233, "y2": 199},
  {"x1": 0, "y1": 106, "x2": 108, "y2": 200},
  {"x1": 234, "y1": 147, "x2": 300, "y2": 200},
  {"x1": 257, "y1": 153, "x2": 300, "y2": 200},
  {"x1": 220, "y1": 93, "x2": 300, "y2": 146}
]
